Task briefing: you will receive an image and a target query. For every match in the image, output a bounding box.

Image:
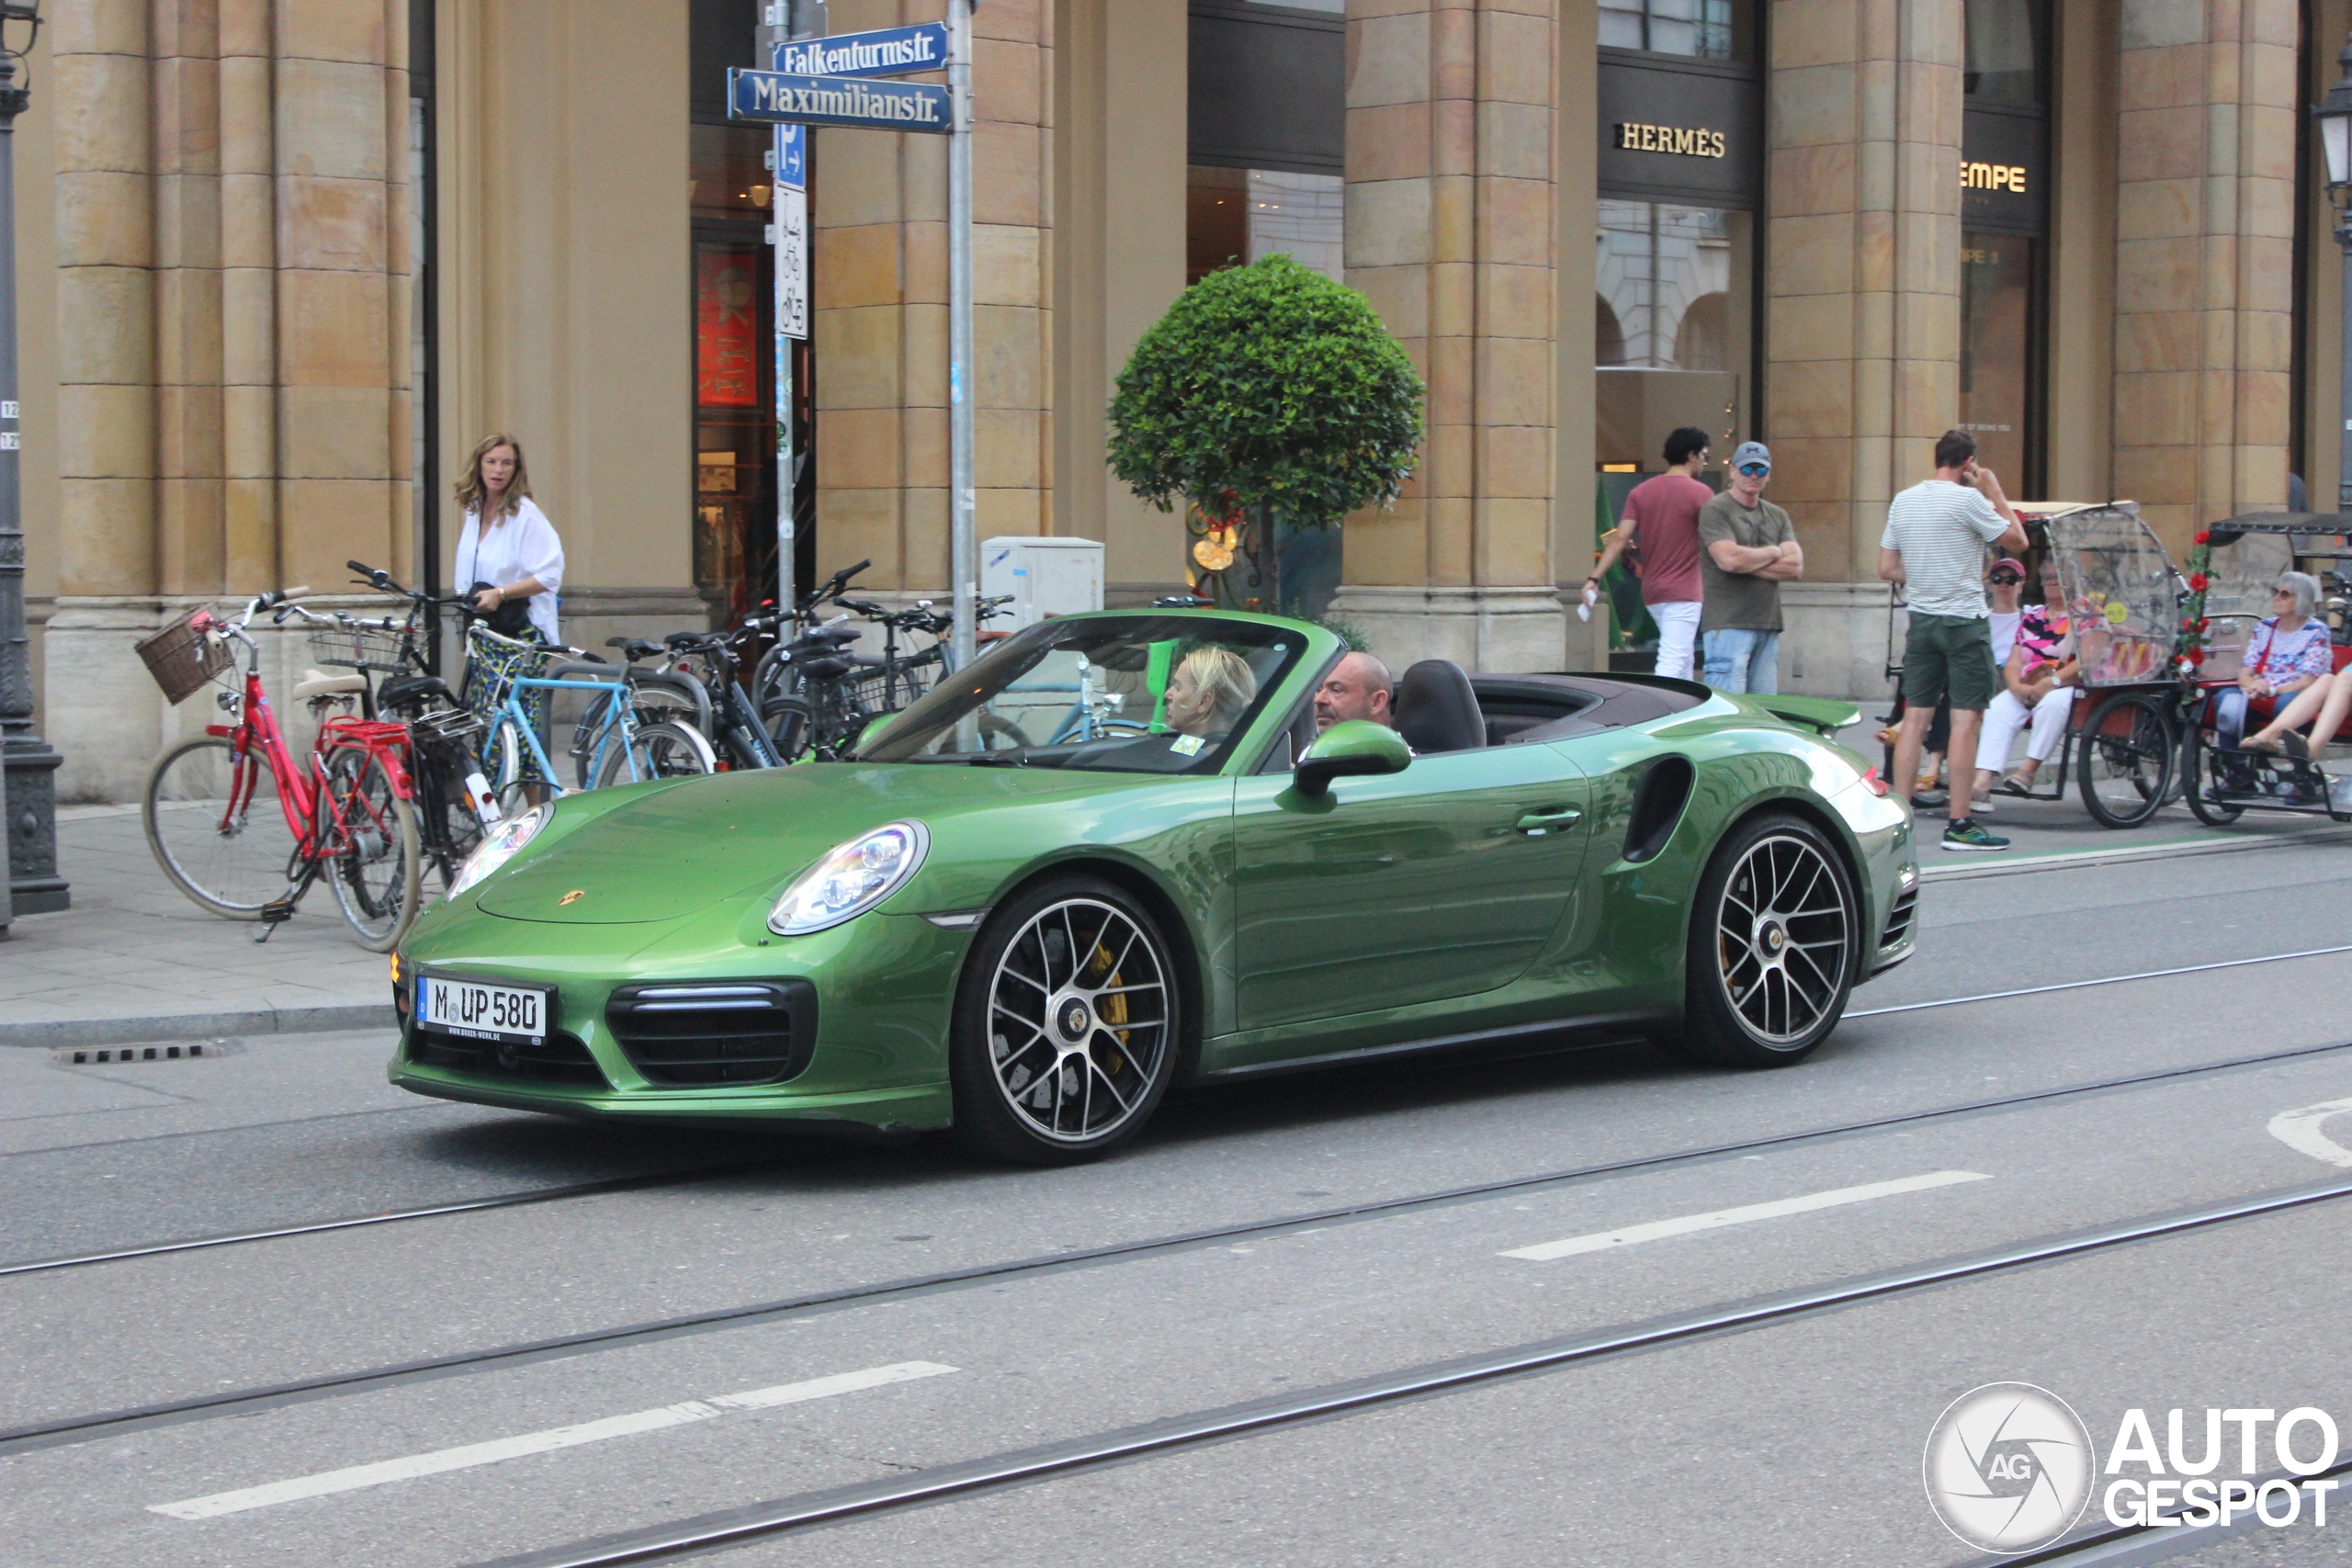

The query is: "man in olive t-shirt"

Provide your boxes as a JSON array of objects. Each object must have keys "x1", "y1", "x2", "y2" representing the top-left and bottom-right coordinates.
[{"x1": 1696, "y1": 441, "x2": 1803, "y2": 694}]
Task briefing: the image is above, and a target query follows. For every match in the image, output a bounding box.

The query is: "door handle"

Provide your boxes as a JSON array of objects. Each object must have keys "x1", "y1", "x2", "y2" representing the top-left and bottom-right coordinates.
[{"x1": 1514, "y1": 807, "x2": 1581, "y2": 836}]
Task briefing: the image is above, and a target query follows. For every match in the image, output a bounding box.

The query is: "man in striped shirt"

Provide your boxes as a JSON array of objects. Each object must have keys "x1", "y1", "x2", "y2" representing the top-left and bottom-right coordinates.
[{"x1": 1879, "y1": 428, "x2": 2029, "y2": 852}]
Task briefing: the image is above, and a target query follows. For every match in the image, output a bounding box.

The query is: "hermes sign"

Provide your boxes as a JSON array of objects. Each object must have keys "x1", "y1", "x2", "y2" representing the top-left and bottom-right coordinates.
[{"x1": 1614, "y1": 121, "x2": 1728, "y2": 158}]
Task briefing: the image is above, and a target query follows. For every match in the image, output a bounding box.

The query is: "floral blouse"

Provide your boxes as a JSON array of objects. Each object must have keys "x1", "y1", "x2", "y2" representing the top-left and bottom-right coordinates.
[
  {"x1": 2014, "y1": 604, "x2": 2070, "y2": 674},
  {"x1": 2244, "y1": 616, "x2": 2333, "y2": 683}
]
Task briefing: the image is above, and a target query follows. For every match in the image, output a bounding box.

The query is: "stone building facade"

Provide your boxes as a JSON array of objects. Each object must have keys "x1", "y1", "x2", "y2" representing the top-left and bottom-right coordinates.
[{"x1": 14, "y1": 0, "x2": 2351, "y2": 804}]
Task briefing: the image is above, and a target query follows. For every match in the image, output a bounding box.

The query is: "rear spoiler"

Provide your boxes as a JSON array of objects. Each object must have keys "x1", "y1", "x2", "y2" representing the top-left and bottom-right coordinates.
[{"x1": 1747, "y1": 694, "x2": 1859, "y2": 738}]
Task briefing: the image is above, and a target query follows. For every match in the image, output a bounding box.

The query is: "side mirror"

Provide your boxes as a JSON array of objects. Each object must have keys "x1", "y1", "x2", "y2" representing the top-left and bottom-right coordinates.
[
  {"x1": 851, "y1": 712, "x2": 895, "y2": 756},
  {"x1": 1293, "y1": 720, "x2": 1410, "y2": 798}
]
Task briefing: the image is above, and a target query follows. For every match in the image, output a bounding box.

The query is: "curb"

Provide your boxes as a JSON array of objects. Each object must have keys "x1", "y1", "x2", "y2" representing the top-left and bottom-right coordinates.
[
  {"x1": 0, "y1": 1002, "x2": 391, "y2": 1049},
  {"x1": 1922, "y1": 824, "x2": 2352, "y2": 882}
]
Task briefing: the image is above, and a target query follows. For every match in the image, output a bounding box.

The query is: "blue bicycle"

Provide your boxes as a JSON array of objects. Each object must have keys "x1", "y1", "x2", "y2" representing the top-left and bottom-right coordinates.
[{"x1": 468, "y1": 626, "x2": 716, "y2": 807}]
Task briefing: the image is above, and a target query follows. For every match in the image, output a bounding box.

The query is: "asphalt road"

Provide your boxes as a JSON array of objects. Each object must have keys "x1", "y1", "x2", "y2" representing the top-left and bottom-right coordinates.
[{"x1": 7, "y1": 839, "x2": 2352, "y2": 1567}]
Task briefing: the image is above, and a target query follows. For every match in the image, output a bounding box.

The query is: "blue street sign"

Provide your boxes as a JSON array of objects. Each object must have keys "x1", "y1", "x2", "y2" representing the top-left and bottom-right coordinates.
[
  {"x1": 728, "y1": 69, "x2": 952, "y2": 133},
  {"x1": 775, "y1": 123, "x2": 805, "y2": 191},
  {"x1": 773, "y1": 23, "x2": 949, "y2": 80}
]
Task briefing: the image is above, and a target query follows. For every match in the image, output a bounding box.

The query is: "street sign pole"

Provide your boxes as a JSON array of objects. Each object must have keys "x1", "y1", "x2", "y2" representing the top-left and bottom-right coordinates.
[
  {"x1": 770, "y1": 123, "x2": 807, "y2": 621},
  {"x1": 946, "y1": 0, "x2": 976, "y2": 675},
  {"x1": 725, "y1": 17, "x2": 963, "y2": 649}
]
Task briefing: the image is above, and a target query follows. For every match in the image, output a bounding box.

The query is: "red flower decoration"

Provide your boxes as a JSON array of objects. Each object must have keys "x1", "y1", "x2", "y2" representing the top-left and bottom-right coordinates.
[
  {"x1": 2188, "y1": 647, "x2": 2207, "y2": 664},
  {"x1": 2195, "y1": 530, "x2": 2211, "y2": 545},
  {"x1": 2188, "y1": 571, "x2": 2210, "y2": 592}
]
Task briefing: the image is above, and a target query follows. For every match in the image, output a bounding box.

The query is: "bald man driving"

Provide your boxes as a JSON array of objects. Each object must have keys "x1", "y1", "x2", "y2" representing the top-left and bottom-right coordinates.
[{"x1": 1313, "y1": 650, "x2": 1394, "y2": 732}]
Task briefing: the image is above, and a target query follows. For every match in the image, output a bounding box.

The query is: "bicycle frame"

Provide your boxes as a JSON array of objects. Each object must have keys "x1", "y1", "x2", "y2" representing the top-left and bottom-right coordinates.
[{"x1": 202, "y1": 608, "x2": 413, "y2": 881}]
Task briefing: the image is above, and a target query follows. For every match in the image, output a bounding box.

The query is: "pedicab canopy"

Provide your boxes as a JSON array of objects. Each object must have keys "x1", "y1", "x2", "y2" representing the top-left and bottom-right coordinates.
[{"x1": 2032, "y1": 502, "x2": 2180, "y2": 688}]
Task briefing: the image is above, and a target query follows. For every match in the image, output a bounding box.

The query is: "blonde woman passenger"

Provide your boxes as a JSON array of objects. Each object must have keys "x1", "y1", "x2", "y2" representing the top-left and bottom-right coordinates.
[{"x1": 1163, "y1": 646, "x2": 1258, "y2": 741}]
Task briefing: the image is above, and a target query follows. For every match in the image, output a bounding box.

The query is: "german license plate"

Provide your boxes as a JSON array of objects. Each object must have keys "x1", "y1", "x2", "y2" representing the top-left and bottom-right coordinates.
[{"x1": 415, "y1": 974, "x2": 550, "y2": 1046}]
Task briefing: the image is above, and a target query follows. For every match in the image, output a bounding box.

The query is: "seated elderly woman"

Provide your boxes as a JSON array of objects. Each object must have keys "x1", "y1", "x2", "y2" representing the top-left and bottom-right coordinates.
[
  {"x1": 1162, "y1": 645, "x2": 1258, "y2": 741},
  {"x1": 1973, "y1": 557, "x2": 2081, "y2": 807},
  {"x1": 2231, "y1": 572, "x2": 2342, "y2": 758}
]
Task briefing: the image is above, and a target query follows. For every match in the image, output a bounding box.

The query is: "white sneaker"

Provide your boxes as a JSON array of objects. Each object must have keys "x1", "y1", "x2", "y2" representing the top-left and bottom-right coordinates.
[{"x1": 1971, "y1": 795, "x2": 1996, "y2": 815}]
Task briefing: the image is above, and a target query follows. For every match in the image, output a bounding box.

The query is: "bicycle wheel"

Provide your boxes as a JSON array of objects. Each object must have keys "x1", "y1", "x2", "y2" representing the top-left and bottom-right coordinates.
[
  {"x1": 323, "y1": 749, "x2": 424, "y2": 951},
  {"x1": 143, "y1": 735, "x2": 300, "y2": 918},
  {"x1": 594, "y1": 720, "x2": 718, "y2": 788},
  {"x1": 763, "y1": 695, "x2": 817, "y2": 762},
  {"x1": 2076, "y1": 689, "x2": 2176, "y2": 829},
  {"x1": 419, "y1": 751, "x2": 488, "y2": 892},
  {"x1": 2179, "y1": 720, "x2": 2246, "y2": 827}
]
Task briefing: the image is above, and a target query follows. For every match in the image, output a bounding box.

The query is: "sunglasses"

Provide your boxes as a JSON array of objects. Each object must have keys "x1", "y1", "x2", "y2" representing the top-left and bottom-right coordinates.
[
  {"x1": 1736, "y1": 463, "x2": 1770, "y2": 478},
  {"x1": 1988, "y1": 575, "x2": 2021, "y2": 586}
]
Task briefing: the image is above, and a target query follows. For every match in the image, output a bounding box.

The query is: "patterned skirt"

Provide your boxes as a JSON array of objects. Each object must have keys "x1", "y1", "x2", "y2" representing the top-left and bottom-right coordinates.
[{"x1": 461, "y1": 633, "x2": 550, "y2": 785}]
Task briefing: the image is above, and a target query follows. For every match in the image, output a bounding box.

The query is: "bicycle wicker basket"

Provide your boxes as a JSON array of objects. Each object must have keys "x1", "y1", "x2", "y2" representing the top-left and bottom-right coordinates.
[
  {"x1": 134, "y1": 612, "x2": 233, "y2": 705},
  {"x1": 309, "y1": 617, "x2": 412, "y2": 674}
]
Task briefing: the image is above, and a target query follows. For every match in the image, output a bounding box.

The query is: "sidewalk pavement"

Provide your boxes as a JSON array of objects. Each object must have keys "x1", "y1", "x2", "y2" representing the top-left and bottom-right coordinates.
[
  {"x1": 4, "y1": 708, "x2": 2344, "y2": 1049},
  {"x1": 0, "y1": 806, "x2": 395, "y2": 1047}
]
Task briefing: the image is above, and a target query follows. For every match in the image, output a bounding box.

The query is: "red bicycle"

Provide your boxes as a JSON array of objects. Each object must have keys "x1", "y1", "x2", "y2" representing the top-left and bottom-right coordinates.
[{"x1": 139, "y1": 588, "x2": 424, "y2": 950}]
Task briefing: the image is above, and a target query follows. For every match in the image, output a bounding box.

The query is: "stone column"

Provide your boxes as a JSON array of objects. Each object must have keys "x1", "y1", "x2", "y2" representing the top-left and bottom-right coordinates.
[
  {"x1": 271, "y1": 2, "x2": 404, "y2": 590},
  {"x1": 1764, "y1": 0, "x2": 1962, "y2": 697},
  {"x1": 48, "y1": 1, "x2": 158, "y2": 801},
  {"x1": 1330, "y1": 0, "x2": 1565, "y2": 674},
  {"x1": 2111, "y1": 0, "x2": 2294, "y2": 549},
  {"x1": 153, "y1": 5, "x2": 225, "y2": 598},
  {"x1": 814, "y1": 0, "x2": 1053, "y2": 596},
  {"x1": 220, "y1": 0, "x2": 277, "y2": 589}
]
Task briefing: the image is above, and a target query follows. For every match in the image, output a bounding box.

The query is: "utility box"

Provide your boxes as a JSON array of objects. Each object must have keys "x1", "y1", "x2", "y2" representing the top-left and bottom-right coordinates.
[{"x1": 980, "y1": 536, "x2": 1104, "y2": 629}]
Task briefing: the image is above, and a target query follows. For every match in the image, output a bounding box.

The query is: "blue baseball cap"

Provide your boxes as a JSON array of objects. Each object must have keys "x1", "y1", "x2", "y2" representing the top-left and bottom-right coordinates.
[{"x1": 1731, "y1": 442, "x2": 1771, "y2": 472}]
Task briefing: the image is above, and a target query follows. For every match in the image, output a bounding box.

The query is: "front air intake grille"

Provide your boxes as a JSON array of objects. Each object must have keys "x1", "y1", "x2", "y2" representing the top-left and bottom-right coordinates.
[
  {"x1": 1881, "y1": 884, "x2": 1919, "y2": 949},
  {"x1": 407, "y1": 1028, "x2": 608, "y2": 1088},
  {"x1": 605, "y1": 981, "x2": 817, "y2": 1087}
]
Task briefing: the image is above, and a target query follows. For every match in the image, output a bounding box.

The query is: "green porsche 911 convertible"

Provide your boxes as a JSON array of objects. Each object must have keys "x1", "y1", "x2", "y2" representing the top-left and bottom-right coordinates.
[{"x1": 391, "y1": 608, "x2": 1918, "y2": 1164}]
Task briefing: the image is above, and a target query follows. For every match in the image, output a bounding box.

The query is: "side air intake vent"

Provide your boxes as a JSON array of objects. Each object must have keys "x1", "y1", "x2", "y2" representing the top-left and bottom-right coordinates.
[{"x1": 1622, "y1": 755, "x2": 1695, "y2": 864}]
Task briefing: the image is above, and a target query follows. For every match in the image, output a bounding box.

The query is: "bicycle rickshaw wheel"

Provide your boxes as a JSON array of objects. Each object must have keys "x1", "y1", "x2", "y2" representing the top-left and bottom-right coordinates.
[
  {"x1": 594, "y1": 720, "x2": 718, "y2": 788},
  {"x1": 2178, "y1": 719, "x2": 2245, "y2": 827},
  {"x1": 2075, "y1": 688, "x2": 2176, "y2": 829},
  {"x1": 763, "y1": 696, "x2": 816, "y2": 762},
  {"x1": 142, "y1": 735, "x2": 300, "y2": 918},
  {"x1": 323, "y1": 749, "x2": 424, "y2": 951}
]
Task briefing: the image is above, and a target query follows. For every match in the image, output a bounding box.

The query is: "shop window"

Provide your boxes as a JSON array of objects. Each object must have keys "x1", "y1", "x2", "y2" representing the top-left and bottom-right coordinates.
[
  {"x1": 692, "y1": 123, "x2": 797, "y2": 622},
  {"x1": 1594, "y1": 201, "x2": 1753, "y2": 472},
  {"x1": 1960, "y1": 237, "x2": 2034, "y2": 488},
  {"x1": 1961, "y1": 0, "x2": 2046, "y2": 491},
  {"x1": 1599, "y1": 0, "x2": 1748, "y2": 61},
  {"x1": 1187, "y1": 165, "x2": 1342, "y2": 285}
]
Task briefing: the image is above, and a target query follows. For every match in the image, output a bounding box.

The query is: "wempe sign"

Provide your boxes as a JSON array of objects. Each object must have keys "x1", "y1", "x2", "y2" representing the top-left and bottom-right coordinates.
[{"x1": 728, "y1": 70, "x2": 952, "y2": 132}]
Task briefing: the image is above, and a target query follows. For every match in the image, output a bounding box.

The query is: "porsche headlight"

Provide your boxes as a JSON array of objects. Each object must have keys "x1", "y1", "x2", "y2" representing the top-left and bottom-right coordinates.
[
  {"x1": 449, "y1": 805, "x2": 550, "y2": 897},
  {"x1": 768, "y1": 821, "x2": 929, "y2": 936}
]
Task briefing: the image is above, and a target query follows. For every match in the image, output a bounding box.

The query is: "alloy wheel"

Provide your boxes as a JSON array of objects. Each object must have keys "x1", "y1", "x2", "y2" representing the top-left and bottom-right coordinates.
[
  {"x1": 1713, "y1": 832, "x2": 1851, "y2": 1045},
  {"x1": 985, "y1": 897, "x2": 1172, "y2": 1144}
]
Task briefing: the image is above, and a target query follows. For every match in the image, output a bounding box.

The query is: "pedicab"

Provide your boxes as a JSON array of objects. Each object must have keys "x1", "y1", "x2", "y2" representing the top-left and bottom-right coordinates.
[{"x1": 2175, "y1": 513, "x2": 2352, "y2": 825}]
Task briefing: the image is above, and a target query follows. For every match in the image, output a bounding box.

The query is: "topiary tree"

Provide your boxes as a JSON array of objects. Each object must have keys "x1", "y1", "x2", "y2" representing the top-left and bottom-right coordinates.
[{"x1": 1107, "y1": 254, "x2": 1424, "y2": 612}]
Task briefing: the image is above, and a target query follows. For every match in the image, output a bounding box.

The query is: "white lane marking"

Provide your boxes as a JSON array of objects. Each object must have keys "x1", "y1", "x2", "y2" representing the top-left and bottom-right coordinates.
[
  {"x1": 2267, "y1": 1099, "x2": 2352, "y2": 1168},
  {"x1": 148, "y1": 1361, "x2": 956, "y2": 1521},
  {"x1": 1500, "y1": 1170, "x2": 1992, "y2": 1262}
]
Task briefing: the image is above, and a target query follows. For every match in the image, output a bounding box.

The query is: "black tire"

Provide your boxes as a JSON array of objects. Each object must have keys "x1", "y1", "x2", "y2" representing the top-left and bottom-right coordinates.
[
  {"x1": 1674, "y1": 812, "x2": 1857, "y2": 1068},
  {"x1": 142, "y1": 734, "x2": 299, "y2": 918},
  {"x1": 764, "y1": 696, "x2": 816, "y2": 762},
  {"x1": 2179, "y1": 721, "x2": 2245, "y2": 827},
  {"x1": 322, "y1": 749, "x2": 424, "y2": 952},
  {"x1": 949, "y1": 877, "x2": 1182, "y2": 1165},
  {"x1": 2076, "y1": 690, "x2": 2176, "y2": 829}
]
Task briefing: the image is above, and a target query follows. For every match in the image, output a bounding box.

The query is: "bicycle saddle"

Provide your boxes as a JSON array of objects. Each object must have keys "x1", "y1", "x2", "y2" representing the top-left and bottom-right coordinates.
[
  {"x1": 806, "y1": 626, "x2": 862, "y2": 647},
  {"x1": 377, "y1": 673, "x2": 456, "y2": 710},
  {"x1": 293, "y1": 668, "x2": 368, "y2": 701},
  {"x1": 605, "y1": 637, "x2": 665, "y2": 660},
  {"x1": 799, "y1": 655, "x2": 854, "y2": 679},
  {"x1": 663, "y1": 630, "x2": 721, "y2": 650}
]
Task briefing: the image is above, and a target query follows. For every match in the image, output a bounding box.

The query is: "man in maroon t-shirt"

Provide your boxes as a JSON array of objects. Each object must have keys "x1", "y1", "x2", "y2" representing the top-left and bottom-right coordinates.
[{"x1": 1587, "y1": 426, "x2": 1713, "y2": 680}]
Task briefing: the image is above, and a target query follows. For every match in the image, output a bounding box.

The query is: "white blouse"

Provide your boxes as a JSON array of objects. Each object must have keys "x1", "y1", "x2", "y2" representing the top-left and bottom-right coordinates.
[{"x1": 455, "y1": 497, "x2": 564, "y2": 644}]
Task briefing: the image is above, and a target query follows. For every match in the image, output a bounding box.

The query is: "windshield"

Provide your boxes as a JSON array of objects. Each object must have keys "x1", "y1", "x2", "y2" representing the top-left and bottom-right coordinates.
[{"x1": 862, "y1": 615, "x2": 1306, "y2": 773}]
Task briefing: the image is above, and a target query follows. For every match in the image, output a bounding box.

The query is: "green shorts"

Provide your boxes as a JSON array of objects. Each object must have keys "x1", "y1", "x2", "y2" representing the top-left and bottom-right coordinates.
[{"x1": 1902, "y1": 612, "x2": 1998, "y2": 711}]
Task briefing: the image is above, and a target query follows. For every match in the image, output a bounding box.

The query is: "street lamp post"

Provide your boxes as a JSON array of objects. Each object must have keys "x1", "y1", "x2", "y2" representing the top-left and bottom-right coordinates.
[
  {"x1": 2316, "y1": 37, "x2": 2352, "y2": 513},
  {"x1": 0, "y1": 3, "x2": 62, "y2": 916}
]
